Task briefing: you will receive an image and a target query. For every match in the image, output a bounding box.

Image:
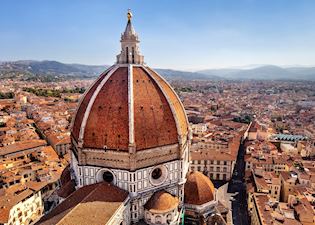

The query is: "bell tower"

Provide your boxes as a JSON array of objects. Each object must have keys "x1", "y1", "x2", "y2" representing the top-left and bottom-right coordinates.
[{"x1": 117, "y1": 9, "x2": 144, "y2": 64}]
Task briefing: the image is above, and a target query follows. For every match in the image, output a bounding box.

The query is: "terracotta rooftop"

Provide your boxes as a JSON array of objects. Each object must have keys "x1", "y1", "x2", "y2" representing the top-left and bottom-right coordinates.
[
  {"x1": 294, "y1": 198, "x2": 314, "y2": 225},
  {"x1": 37, "y1": 182, "x2": 129, "y2": 225},
  {"x1": 0, "y1": 186, "x2": 34, "y2": 224},
  {"x1": 0, "y1": 139, "x2": 47, "y2": 157},
  {"x1": 46, "y1": 133, "x2": 70, "y2": 146},
  {"x1": 191, "y1": 150, "x2": 235, "y2": 161},
  {"x1": 57, "y1": 165, "x2": 76, "y2": 198},
  {"x1": 57, "y1": 179, "x2": 76, "y2": 199},
  {"x1": 25, "y1": 181, "x2": 49, "y2": 192},
  {"x1": 253, "y1": 194, "x2": 273, "y2": 225},
  {"x1": 280, "y1": 171, "x2": 294, "y2": 182}
]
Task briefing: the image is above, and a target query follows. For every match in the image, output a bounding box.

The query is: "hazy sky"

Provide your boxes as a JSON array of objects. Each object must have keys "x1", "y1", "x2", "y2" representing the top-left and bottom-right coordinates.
[{"x1": 1, "y1": 0, "x2": 315, "y2": 70}]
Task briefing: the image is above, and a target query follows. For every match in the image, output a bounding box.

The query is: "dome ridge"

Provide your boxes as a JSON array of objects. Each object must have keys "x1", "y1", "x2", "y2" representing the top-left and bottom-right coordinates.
[
  {"x1": 141, "y1": 66, "x2": 189, "y2": 143},
  {"x1": 78, "y1": 65, "x2": 120, "y2": 144},
  {"x1": 71, "y1": 64, "x2": 116, "y2": 141}
]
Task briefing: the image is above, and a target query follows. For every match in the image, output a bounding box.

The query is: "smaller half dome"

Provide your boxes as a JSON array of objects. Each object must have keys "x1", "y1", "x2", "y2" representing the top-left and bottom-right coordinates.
[
  {"x1": 144, "y1": 190, "x2": 179, "y2": 213},
  {"x1": 184, "y1": 171, "x2": 215, "y2": 205}
]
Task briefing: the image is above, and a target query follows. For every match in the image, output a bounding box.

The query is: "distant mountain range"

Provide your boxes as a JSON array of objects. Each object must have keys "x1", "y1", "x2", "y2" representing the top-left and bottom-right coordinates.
[
  {"x1": 0, "y1": 60, "x2": 107, "y2": 78},
  {"x1": 154, "y1": 69, "x2": 220, "y2": 80},
  {"x1": 0, "y1": 60, "x2": 220, "y2": 81},
  {"x1": 198, "y1": 65, "x2": 315, "y2": 80},
  {"x1": 0, "y1": 60, "x2": 315, "y2": 81}
]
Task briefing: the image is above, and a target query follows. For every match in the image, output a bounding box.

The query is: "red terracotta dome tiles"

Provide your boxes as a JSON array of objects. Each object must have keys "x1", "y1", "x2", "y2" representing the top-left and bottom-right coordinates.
[
  {"x1": 146, "y1": 67, "x2": 188, "y2": 139},
  {"x1": 72, "y1": 68, "x2": 112, "y2": 141},
  {"x1": 133, "y1": 67, "x2": 178, "y2": 150},
  {"x1": 83, "y1": 67, "x2": 129, "y2": 150},
  {"x1": 72, "y1": 65, "x2": 188, "y2": 152}
]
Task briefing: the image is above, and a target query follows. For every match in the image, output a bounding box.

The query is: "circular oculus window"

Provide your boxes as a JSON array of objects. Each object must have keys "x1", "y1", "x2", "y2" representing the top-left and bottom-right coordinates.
[
  {"x1": 150, "y1": 165, "x2": 168, "y2": 186},
  {"x1": 96, "y1": 169, "x2": 116, "y2": 184},
  {"x1": 103, "y1": 171, "x2": 114, "y2": 183},
  {"x1": 151, "y1": 168, "x2": 162, "y2": 180}
]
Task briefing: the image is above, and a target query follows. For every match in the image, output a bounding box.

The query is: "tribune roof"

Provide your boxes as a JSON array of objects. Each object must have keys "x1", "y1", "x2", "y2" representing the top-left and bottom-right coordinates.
[{"x1": 37, "y1": 182, "x2": 128, "y2": 225}]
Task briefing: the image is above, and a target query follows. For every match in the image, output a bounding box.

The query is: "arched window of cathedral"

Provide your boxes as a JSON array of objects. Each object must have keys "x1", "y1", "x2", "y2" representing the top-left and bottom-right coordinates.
[{"x1": 102, "y1": 171, "x2": 114, "y2": 183}]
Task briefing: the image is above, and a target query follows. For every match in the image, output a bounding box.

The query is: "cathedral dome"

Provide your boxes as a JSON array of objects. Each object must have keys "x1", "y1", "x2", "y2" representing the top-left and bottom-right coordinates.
[
  {"x1": 43, "y1": 11, "x2": 191, "y2": 225},
  {"x1": 70, "y1": 11, "x2": 189, "y2": 170},
  {"x1": 71, "y1": 65, "x2": 188, "y2": 151},
  {"x1": 184, "y1": 171, "x2": 215, "y2": 205}
]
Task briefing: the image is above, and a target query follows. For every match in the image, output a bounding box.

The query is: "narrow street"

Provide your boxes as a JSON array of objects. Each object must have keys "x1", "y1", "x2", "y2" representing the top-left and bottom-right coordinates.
[{"x1": 228, "y1": 143, "x2": 249, "y2": 225}]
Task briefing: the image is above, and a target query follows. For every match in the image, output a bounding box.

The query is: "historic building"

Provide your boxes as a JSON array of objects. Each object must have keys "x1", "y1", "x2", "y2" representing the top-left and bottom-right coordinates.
[
  {"x1": 38, "y1": 10, "x2": 190, "y2": 225},
  {"x1": 190, "y1": 155, "x2": 236, "y2": 181},
  {"x1": 69, "y1": 10, "x2": 190, "y2": 224},
  {"x1": 0, "y1": 185, "x2": 44, "y2": 225},
  {"x1": 37, "y1": 11, "x2": 228, "y2": 225}
]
